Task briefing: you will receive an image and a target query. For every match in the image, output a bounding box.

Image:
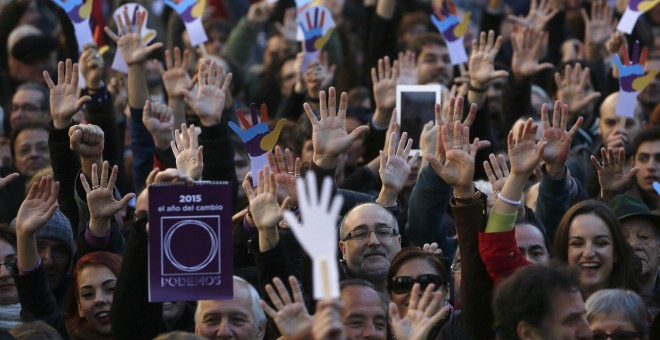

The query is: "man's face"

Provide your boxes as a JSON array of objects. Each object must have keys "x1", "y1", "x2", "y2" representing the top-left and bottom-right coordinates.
[
  {"x1": 11, "y1": 89, "x2": 49, "y2": 129},
  {"x1": 341, "y1": 285, "x2": 388, "y2": 340},
  {"x1": 487, "y1": 78, "x2": 504, "y2": 114},
  {"x1": 621, "y1": 216, "x2": 659, "y2": 280},
  {"x1": 279, "y1": 59, "x2": 297, "y2": 98},
  {"x1": 13, "y1": 128, "x2": 50, "y2": 178},
  {"x1": 515, "y1": 224, "x2": 550, "y2": 266},
  {"x1": 417, "y1": 44, "x2": 452, "y2": 86},
  {"x1": 539, "y1": 290, "x2": 592, "y2": 340},
  {"x1": 0, "y1": 238, "x2": 18, "y2": 305},
  {"x1": 632, "y1": 140, "x2": 660, "y2": 195},
  {"x1": 37, "y1": 238, "x2": 70, "y2": 291},
  {"x1": 195, "y1": 289, "x2": 265, "y2": 340},
  {"x1": 598, "y1": 102, "x2": 642, "y2": 152},
  {"x1": 339, "y1": 204, "x2": 401, "y2": 282}
]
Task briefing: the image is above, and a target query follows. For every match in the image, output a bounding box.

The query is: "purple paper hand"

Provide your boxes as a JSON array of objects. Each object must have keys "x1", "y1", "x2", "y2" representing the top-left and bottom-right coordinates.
[
  {"x1": 430, "y1": 0, "x2": 471, "y2": 42},
  {"x1": 613, "y1": 42, "x2": 658, "y2": 92},
  {"x1": 229, "y1": 104, "x2": 286, "y2": 158}
]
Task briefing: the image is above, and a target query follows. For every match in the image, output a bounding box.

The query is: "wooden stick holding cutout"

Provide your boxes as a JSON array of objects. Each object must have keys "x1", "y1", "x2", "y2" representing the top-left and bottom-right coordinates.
[{"x1": 283, "y1": 171, "x2": 343, "y2": 299}]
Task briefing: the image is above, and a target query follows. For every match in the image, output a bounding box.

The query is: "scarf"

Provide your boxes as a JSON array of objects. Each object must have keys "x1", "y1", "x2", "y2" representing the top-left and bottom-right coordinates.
[{"x1": 0, "y1": 303, "x2": 21, "y2": 330}]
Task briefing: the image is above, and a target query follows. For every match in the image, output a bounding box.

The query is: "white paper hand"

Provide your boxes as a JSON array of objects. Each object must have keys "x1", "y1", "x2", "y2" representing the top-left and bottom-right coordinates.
[{"x1": 283, "y1": 171, "x2": 343, "y2": 299}]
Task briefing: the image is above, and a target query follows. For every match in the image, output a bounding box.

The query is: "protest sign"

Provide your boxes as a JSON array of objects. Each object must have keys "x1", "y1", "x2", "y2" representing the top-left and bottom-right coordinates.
[
  {"x1": 164, "y1": 0, "x2": 209, "y2": 47},
  {"x1": 148, "y1": 181, "x2": 233, "y2": 302},
  {"x1": 297, "y1": 5, "x2": 335, "y2": 71}
]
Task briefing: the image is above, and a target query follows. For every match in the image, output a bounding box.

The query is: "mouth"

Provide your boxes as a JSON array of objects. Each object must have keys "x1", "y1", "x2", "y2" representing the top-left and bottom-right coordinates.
[
  {"x1": 579, "y1": 262, "x2": 601, "y2": 273},
  {"x1": 0, "y1": 283, "x2": 15, "y2": 291},
  {"x1": 94, "y1": 310, "x2": 110, "y2": 324}
]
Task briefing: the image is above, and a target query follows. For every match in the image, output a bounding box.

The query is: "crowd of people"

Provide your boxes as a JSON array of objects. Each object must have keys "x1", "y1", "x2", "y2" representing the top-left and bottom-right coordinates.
[{"x1": 0, "y1": 0, "x2": 659, "y2": 339}]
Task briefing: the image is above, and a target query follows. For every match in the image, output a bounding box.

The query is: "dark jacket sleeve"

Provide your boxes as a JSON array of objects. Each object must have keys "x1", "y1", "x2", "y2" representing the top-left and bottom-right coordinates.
[
  {"x1": 14, "y1": 265, "x2": 69, "y2": 339},
  {"x1": 406, "y1": 165, "x2": 454, "y2": 253},
  {"x1": 130, "y1": 106, "x2": 155, "y2": 192},
  {"x1": 535, "y1": 164, "x2": 587, "y2": 244},
  {"x1": 83, "y1": 87, "x2": 121, "y2": 167},
  {"x1": 199, "y1": 120, "x2": 238, "y2": 203},
  {"x1": 110, "y1": 218, "x2": 166, "y2": 339},
  {"x1": 49, "y1": 124, "x2": 82, "y2": 234},
  {"x1": 450, "y1": 195, "x2": 495, "y2": 339},
  {"x1": 501, "y1": 73, "x2": 532, "y2": 131}
]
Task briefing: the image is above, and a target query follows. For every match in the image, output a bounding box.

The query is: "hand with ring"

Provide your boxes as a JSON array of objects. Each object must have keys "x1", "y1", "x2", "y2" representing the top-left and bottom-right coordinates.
[
  {"x1": 171, "y1": 123, "x2": 203, "y2": 181},
  {"x1": 266, "y1": 146, "x2": 301, "y2": 208}
]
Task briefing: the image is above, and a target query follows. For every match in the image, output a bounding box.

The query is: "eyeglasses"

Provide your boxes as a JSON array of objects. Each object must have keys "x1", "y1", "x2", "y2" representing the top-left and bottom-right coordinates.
[
  {"x1": 0, "y1": 259, "x2": 16, "y2": 274},
  {"x1": 342, "y1": 228, "x2": 398, "y2": 241},
  {"x1": 11, "y1": 103, "x2": 43, "y2": 113},
  {"x1": 389, "y1": 274, "x2": 445, "y2": 294},
  {"x1": 592, "y1": 331, "x2": 639, "y2": 340},
  {"x1": 451, "y1": 263, "x2": 461, "y2": 273}
]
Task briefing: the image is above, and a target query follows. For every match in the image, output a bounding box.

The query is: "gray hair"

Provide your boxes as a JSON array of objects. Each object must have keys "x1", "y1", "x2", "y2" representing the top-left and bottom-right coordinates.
[
  {"x1": 194, "y1": 276, "x2": 267, "y2": 329},
  {"x1": 585, "y1": 289, "x2": 648, "y2": 337},
  {"x1": 16, "y1": 82, "x2": 50, "y2": 112},
  {"x1": 339, "y1": 202, "x2": 399, "y2": 241}
]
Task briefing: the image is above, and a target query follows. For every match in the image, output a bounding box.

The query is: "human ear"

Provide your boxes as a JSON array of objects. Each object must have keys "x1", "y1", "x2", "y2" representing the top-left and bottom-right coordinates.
[{"x1": 517, "y1": 321, "x2": 542, "y2": 340}]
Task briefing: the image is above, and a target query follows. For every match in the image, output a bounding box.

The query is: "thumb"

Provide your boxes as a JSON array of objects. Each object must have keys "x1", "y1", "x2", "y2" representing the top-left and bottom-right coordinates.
[
  {"x1": 536, "y1": 62, "x2": 555, "y2": 72},
  {"x1": 260, "y1": 119, "x2": 287, "y2": 150},
  {"x1": 179, "y1": 88, "x2": 194, "y2": 103},
  {"x1": 76, "y1": 96, "x2": 92, "y2": 110},
  {"x1": 348, "y1": 125, "x2": 369, "y2": 142},
  {"x1": 625, "y1": 166, "x2": 640, "y2": 182},
  {"x1": 118, "y1": 193, "x2": 136, "y2": 208},
  {"x1": 70, "y1": 129, "x2": 82, "y2": 149}
]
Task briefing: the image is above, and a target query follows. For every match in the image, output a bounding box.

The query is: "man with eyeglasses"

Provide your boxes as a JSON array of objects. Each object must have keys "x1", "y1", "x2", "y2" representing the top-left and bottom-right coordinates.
[
  {"x1": 339, "y1": 203, "x2": 401, "y2": 292},
  {"x1": 8, "y1": 83, "x2": 50, "y2": 132},
  {"x1": 0, "y1": 122, "x2": 51, "y2": 224}
]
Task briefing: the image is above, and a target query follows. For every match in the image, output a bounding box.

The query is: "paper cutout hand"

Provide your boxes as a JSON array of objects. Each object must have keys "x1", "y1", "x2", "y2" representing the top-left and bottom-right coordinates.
[
  {"x1": 229, "y1": 104, "x2": 286, "y2": 185},
  {"x1": 164, "y1": 0, "x2": 205, "y2": 23},
  {"x1": 283, "y1": 171, "x2": 343, "y2": 299},
  {"x1": 429, "y1": 0, "x2": 470, "y2": 65},
  {"x1": 613, "y1": 42, "x2": 659, "y2": 116},
  {"x1": 628, "y1": 0, "x2": 660, "y2": 12},
  {"x1": 52, "y1": 0, "x2": 92, "y2": 23},
  {"x1": 299, "y1": 6, "x2": 334, "y2": 53}
]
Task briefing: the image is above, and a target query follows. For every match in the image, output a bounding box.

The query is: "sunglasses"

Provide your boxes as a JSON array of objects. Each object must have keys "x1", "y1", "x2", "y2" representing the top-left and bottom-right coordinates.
[
  {"x1": 389, "y1": 274, "x2": 445, "y2": 294},
  {"x1": 592, "y1": 331, "x2": 638, "y2": 340}
]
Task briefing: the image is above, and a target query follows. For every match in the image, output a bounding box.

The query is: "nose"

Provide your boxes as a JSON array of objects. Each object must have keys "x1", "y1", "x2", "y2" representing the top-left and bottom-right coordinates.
[
  {"x1": 216, "y1": 319, "x2": 233, "y2": 338},
  {"x1": 95, "y1": 290, "x2": 110, "y2": 305},
  {"x1": 582, "y1": 242, "x2": 596, "y2": 259},
  {"x1": 361, "y1": 321, "x2": 377, "y2": 338},
  {"x1": 0, "y1": 264, "x2": 10, "y2": 279},
  {"x1": 627, "y1": 234, "x2": 644, "y2": 251},
  {"x1": 40, "y1": 246, "x2": 52, "y2": 266},
  {"x1": 366, "y1": 231, "x2": 381, "y2": 246}
]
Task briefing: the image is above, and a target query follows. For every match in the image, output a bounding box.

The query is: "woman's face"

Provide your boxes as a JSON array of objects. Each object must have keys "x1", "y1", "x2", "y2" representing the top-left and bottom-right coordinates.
[
  {"x1": 389, "y1": 258, "x2": 447, "y2": 318},
  {"x1": 77, "y1": 265, "x2": 116, "y2": 335},
  {"x1": 0, "y1": 239, "x2": 18, "y2": 305},
  {"x1": 590, "y1": 314, "x2": 641, "y2": 340},
  {"x1": 567, "y1": 214, "x2": 615, "y2": 296}
]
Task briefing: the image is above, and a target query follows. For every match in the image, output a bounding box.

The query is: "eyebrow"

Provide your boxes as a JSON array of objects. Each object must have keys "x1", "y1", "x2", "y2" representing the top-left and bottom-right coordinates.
[
  {"x1": 81, "y1": 279, "x2": 117, "y2": 290},
  {"x1": 352, "y1": 223, "x2": 392, "y2": 230}
]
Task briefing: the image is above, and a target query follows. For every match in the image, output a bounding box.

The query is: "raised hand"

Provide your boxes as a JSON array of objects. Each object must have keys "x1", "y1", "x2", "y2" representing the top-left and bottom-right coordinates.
[
  {"x1": 104, "y1": 9, "x2": 163, "y2": 66},
  {"x1": 266, "y1": 146, "x2": 301, "y2": 207},
  {"x1": 540, "y1": 101, "x2": 583, "y2": 177},
  {"x1": 171, "y1": 123, "x2": 203, "y2": 181},
  {"x1": 180, "y1": 59, "x2": 232, "y2": 126},
  {"x1": 304, "y1": 56, "x2": 336, "y2": 100},
  {"x1": 80, "y1": 161, "x2": 134, "y2": 234},
  {"x1": 508, "y1": 0, "x2": 559, "y2": 31},
  {"x1": 69, "y1": 124, "x2": 104, "y2": 160},
  {"x1": 511, "y1": 27, "x2": 553, "y2": 81},
  {"x1": 508, "y1": 119, "x2": 545, "y2": 176},
  {"x1": 0, "y1": 173, "x2": 19, "y2": 190},
  {"x1": 582, "y1": 0, "x2": 614, "y2": 61},
  {"x1": 283, "y1": 171, "x2": 343, "y2": 299},
  {"x1": 15, "y1": 176, "x2": 60, "y2": 237},
  {"x1": 371, "y1": 56, "x2": 399, "y2": 112},
  {"x1": 483, "y1": 153, "x2": 510, "y2": 199},
  {"x1": 305, "y1": 88, "x2": 369, "y2": 169},
  {"x1": 260, "y1": 276, "x2": 312, "y2": 339},
  {"x1": 274, "y1": 7, "x2": 298, "y2": 42},
  {"x1": 143, "y1": 100, "x2": 174, "y2": 151},
  {"x1": 156, "y1": 47, "x2": 192, "y2": 99},
  {"x1": 591, "y1": 147, "x2": 639, "y2": 201},
  {"x1": 80, "y1": 44, "x2": 105, "y2": 89},
  {"x1": 378, "y1": 131, "x2": 419, "y2": 206},
  {"x1": 468, "y1": 30, "x2": 509, "y2": 89},
  {"x1": 422, "y1": 242, "x2": 443, "y2": 256},
  {"x1": 397, "y1": 50, "x2": 418, "y2": 85},
  {"x1": 246, "y1": 1, "x2": 274, "y2": 24},
  {"x1": 108, "y1": 75, "x2": 127, "y2": 117},
  {"x1": 612, "y1": 42, "x2": 659, "y2": 116},
  {"x1": 390, "y1": 283, "x2": 449, "y2": 340},
  {"x1": 606, "y1": 31, "x2": 626, "y2": 55},
  {"x1": 43, "y1": 59, "x2": 92, "y2": 129},
  {"x1": 554, "y1": 63, "x2": 601, "y2": 117},
  {"x1": 243, "y1": 168, "x2": 289, "y2": 251}
]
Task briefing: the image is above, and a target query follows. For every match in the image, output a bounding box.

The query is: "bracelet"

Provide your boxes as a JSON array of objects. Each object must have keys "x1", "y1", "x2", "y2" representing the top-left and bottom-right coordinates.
[
  {"x1": 468, "y1": 82, "x2": 488, "y2": 92},
  {"x1": 497, "y1": 193, "x2": 522, "y2": 206}
]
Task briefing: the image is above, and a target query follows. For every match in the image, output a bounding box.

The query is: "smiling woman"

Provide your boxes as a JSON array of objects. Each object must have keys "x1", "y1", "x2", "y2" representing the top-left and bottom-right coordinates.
[
  {"x1": 65, "y1": 252, "x2": 122, "y2": 340},
  {"x1": 553, "y1": 200, "x2": 639, "y2": 300}
]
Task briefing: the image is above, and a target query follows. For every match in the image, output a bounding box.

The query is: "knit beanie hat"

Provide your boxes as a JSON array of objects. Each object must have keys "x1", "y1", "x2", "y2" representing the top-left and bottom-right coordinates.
[{"x1": 10, "y1": 209, "x2": 74, "y2": 264}]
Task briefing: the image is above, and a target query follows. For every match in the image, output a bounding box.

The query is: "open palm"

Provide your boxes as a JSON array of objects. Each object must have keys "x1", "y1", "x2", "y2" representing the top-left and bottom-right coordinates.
[
  {"x1": 15, "y1": 176, "x2": 59, "y2": 236},
  {"x1": 540, "y1": 101, "x2": 582, "y2": 166}
]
